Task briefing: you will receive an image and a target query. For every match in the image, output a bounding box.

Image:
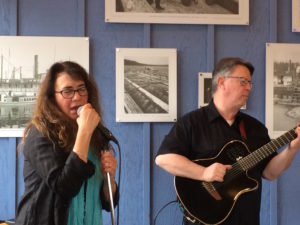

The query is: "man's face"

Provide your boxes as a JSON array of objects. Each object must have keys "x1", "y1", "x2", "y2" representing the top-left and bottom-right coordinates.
[{"x1": 222, "y1": 65, "x2": 252, "y2": 108}]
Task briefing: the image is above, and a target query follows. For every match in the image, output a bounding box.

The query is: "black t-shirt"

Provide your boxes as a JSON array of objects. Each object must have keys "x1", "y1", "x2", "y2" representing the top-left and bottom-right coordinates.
[{"x1": 157, "y1": 101, "x2": 274, "y2": 225}]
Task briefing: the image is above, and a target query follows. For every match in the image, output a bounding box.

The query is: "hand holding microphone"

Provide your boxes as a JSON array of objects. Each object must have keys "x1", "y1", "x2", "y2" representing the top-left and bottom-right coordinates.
[
  {"x1": 76, "y1": 104, "x2": 101, "y2": 135},
  {"x1": 77, "y1": 105, "x2": 119, "y2": 145}
]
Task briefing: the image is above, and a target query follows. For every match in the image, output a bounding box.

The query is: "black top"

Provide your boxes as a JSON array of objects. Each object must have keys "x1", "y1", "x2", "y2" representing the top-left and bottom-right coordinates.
[
  {"x1": 15, "y1": 126, "x2": 119, "y2": 225},
  {"x1": 157, "y1": 101, "x2": 274, "y2": 225}
]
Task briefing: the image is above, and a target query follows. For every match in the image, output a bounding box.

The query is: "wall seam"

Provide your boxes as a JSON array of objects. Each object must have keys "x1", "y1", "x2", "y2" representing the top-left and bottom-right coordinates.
[
  {"x1": 143, "y1": 23, "x2": 151, "y2": 225},
  {"x1": 269, "y1": 0, "x2": 278, "y2": 225}
]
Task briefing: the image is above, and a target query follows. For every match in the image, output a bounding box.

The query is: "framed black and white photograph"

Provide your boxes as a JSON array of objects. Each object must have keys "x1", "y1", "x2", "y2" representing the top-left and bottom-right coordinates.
[
  {"x1": 106, "y1": 0, "x2": 249, "y2": 25},
  {"x1": 266, "y1": 43, "x2": 300, "y2": 138},
  {"x1": 115, "y1": 48, "x2": 177, "y2": 122},
  {"x1": 198, "y1": 72, "x2": 212, "y2": 107},
  {"x1": 292, "y1": 0, "x2": 300, "y2": 32},
  {"x1": 0, "y1": 36, "x2": 89, "y2": 137}
]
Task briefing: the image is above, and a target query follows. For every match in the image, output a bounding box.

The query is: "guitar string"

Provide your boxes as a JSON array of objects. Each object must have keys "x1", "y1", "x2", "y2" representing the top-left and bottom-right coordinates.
[
  {"x1": 226, "y1": 130, "x2": 295, "y2": 181},
  {"x1": 200, "y1": 129, "x2": 297, "y2": 191}
]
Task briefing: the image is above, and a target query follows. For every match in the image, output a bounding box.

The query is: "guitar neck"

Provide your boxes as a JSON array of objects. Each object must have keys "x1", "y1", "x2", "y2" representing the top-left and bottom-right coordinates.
[{"x1": 238, "y1": 127, "x2": 297, "y2": 171}]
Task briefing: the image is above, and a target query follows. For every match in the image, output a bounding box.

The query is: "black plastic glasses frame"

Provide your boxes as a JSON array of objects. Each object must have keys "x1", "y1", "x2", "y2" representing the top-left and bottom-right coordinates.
[{"x1": 55, "y1": 86, "x2": 88, "y2": 99}]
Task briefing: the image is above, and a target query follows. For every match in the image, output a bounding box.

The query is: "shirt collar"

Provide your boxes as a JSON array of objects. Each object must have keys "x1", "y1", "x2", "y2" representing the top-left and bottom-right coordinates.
[{"x1": 206, "y1": 99, "x2": 243, "y2": 124}]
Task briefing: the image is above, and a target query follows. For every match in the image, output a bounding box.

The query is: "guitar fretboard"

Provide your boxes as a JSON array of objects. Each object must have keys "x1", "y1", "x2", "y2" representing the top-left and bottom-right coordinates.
[{"x1": 238, "y1": 127, "x2": 297, "y2": 171}]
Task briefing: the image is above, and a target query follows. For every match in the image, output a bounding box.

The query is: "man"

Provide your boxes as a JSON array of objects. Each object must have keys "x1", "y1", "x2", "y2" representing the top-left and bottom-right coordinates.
[{"x1": 155, "y1": 57, "x2": 300, "y2": 225}]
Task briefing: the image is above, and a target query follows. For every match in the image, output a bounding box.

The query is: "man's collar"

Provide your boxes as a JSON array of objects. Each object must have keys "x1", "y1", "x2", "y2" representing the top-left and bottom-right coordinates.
[{"x1": 206, "y1": 99, "x2": 243, "y2": 123}]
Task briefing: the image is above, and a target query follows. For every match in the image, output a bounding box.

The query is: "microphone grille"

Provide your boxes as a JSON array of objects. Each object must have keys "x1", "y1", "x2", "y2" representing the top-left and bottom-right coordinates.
[{"x1": 77, "y1": 106, "x2": 83, "y2": 116}]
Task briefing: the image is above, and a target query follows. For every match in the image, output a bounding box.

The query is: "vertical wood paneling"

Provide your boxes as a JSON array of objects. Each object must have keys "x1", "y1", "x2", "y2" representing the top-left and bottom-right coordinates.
[
  {"x1": 9, "y1": 0, "x2": 17, "y2": 35},
  {"x1": 269, "y1": 0, "x2": 277, "y2": 43},
  {"x1": 206, "y1": 25, "x2": 215, "y2": 71},
  {"x1": 143, "y1": 23, "x2": 151, "y2": 225},
  {"x1": 144, "y1": 24, "x2": 151, "y2": 48},
  {"x1": 0, "y1": 0, "x2": 17, "y2": 35},
  {"x1": 269, "y1": 1, "x2": 278, "y2": 225},
  {"x1": 16, "y1": 144, "x2": 24, "y2": 206},
  {"x1": 143, "y1": 123, "x2": 151, "y2": 225},
  {"x1": 270, "y1": 181, "x2": 278, "y2": 225},
  {"x1": 0, "y1": 0, "x2": 18, "y2": 220},
  {"x1": 76, "y1": 0, "x2": 86, "y2": 36},
  {"x1": 0, "y1": 138, "x2": 16, "y2": 220}
]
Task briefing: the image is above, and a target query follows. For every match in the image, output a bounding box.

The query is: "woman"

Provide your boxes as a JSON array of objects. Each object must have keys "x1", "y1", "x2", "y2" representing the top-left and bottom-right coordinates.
[{"x1": 15, "y1": 61, "x2": 119, "y2": 225}]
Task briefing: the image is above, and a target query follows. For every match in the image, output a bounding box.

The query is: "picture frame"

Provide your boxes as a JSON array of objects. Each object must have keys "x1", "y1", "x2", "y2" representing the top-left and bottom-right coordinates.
[
  {"x1": 0, "y1": 36, "x2": 89, "y2": 137},
  {"x1": 198, "y1": 72, "x2": 213, "y2": 108},
  {"x1": 115, "y1": 48, "x2": 177, "y2": 122},
  {"x1": 106, "y1": 0, "x2": 249, "y2": 25},
  {"x1": 265, "y1": 43, "x2": 300, "y2": 138},
  {"x1": 292, "y1": 0, "x2": 300, "y2": 32}
]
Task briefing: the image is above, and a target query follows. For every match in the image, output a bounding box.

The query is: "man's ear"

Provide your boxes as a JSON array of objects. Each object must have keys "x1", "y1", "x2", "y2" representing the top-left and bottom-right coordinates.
[{"x1": 217, "y1": 76, "x2": 225, "y2": 87}]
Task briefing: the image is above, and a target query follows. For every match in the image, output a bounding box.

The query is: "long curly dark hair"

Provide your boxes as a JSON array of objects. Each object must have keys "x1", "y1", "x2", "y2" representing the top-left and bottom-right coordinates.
[{"x1": 22, "y1": 61, "x2": 104, "y2": 153}]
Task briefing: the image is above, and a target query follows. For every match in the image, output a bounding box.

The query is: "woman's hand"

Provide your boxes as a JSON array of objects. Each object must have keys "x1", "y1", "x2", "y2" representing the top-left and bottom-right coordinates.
[
  {"x1": 76, "y1": 103, "x2": 100, "y2": 135},
  {"x1": 100, "y1": 151, "x2": 117, "y2": 178},
  {"x1": 100, "y1": 151, "x2": 118, "y2": 200},
  {"x1": 73, "y1": 104, "x2": 100, "y2": 162}
]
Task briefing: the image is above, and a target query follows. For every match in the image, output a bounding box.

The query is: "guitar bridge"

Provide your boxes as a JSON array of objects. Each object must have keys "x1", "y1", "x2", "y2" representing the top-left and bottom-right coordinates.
[
  {"x1": 202, "y1": 181, "x2": 222, "y2": 200},
  {"x1": 185, "y1": 215, "x2": 196, "y2": 223}
]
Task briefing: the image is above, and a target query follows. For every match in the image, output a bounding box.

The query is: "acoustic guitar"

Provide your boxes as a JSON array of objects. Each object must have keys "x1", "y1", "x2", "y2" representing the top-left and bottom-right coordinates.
[{"x1": 174, "y1": 127, "x2": 297, "y2": 225}]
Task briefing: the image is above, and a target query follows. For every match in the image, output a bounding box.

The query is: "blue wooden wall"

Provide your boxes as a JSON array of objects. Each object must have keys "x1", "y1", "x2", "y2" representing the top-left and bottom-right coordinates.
[{"x1": 1, "y1": 0, "x2": 300, "y2": 225}]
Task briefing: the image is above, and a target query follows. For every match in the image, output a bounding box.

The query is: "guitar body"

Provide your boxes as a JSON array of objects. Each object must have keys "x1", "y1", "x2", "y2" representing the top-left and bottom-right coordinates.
[{"x1": 174, "y1": 140, "x2": 259, "y2": 225}]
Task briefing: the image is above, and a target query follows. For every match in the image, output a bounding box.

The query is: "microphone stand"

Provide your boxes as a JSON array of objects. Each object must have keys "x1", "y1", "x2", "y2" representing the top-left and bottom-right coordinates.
[
  {"x1": 106, "y1": 168, "x2": 116, "y2": 225},
  {"x1": 104, "y1": 142, "x2": 116, "y2": 225}
]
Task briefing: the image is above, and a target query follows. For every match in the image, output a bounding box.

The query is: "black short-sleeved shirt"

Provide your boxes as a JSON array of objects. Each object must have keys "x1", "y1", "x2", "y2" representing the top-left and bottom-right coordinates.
[{"x1": 157, "y1": 101, "x2": 274, "y2": 225}]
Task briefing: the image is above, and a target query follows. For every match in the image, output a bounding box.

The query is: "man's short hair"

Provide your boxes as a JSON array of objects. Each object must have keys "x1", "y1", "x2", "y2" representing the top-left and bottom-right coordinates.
[
  {"x1": 212, "y1": 57, "x2": 254, "y2": 78},
  {"x1": 211, "y1": 57, "x2": 254, "y2": 95}
]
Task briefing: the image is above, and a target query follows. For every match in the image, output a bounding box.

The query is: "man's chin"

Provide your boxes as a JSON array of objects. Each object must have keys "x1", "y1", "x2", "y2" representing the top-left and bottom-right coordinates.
[{"x1": 237, "y1": 101, "x2": 247, "y2": 109}]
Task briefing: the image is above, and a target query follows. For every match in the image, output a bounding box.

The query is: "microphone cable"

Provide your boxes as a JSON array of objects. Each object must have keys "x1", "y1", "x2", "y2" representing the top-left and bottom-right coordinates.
[
  {"x1": 114, "y1": 141, "x2": 121, "y2": 225},
  {"x1": 153, "y1": 199, "x2": 178, "y2": 225}
]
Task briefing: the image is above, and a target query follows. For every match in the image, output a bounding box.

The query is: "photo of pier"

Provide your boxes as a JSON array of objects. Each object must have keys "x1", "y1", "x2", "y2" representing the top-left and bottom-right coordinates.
[
  {"x1": 116, "y1": 48, "x2": 177, "y2": 122},
  {"x1": 124, "y1": 58, "x2": 169, "y2": 114}
]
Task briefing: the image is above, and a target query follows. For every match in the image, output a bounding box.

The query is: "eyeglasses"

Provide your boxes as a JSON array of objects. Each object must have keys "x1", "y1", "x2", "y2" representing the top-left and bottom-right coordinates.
[
  {"x1": 55, "y1": 86, "x2": 88, "y2": 99},
  {"x1": 226, "y1": 76, "x2": 252, "y2": 87}
]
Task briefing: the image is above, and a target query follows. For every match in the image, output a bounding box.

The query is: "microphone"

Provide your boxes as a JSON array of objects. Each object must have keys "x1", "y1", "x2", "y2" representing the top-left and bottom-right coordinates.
[{"x1": 77, "y1": 106, "x2": 119, "y2": 145}]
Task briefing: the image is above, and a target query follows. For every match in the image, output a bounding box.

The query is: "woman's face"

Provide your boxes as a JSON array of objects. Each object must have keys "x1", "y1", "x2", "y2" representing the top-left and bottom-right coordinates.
[{"x1": 54, "y1": 72, "x2": 88, "y2": 120}]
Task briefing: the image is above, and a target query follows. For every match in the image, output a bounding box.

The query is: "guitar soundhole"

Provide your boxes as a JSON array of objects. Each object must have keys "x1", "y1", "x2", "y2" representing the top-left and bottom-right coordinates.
[{"x1": 226, "y1": 143, "x2": 246, "y2": 162}]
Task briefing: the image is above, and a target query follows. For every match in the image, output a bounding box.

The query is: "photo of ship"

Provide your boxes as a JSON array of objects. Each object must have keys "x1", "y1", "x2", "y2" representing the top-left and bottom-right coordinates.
[
  {"x1": 0, "y1": 54, "x2": 45, "y2": 129},
  {"x1": 273, "y1": 60, "x2": 300, "y2": 130},
  {"x1": 0, "y1": 36, "x2": 89, "y2": 136}
]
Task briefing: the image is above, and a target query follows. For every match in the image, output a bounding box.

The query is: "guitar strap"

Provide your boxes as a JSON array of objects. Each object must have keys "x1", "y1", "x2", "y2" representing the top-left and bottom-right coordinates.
[{"x1": 239, "y1": 120, "x2": 247, "y2": 140}]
